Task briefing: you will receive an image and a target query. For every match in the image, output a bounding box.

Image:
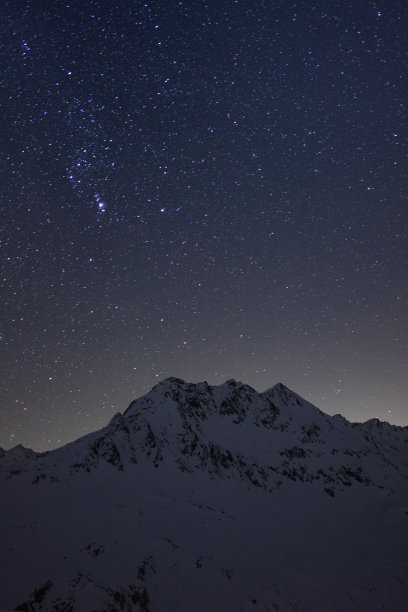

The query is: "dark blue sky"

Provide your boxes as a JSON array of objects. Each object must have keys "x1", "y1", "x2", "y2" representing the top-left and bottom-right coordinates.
[{"x1": 1, "y1": 0, "x2": 407, "y2": 450}]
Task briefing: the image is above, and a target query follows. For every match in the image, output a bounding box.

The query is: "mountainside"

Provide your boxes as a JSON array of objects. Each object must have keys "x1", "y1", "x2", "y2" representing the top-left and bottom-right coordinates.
[{"x1": 1, "y1": 378, "x2": 407, "y2": 611}]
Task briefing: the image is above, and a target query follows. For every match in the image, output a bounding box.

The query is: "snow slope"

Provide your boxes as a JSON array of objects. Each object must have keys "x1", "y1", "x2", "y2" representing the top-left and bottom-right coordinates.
[{"x1": 1, "y1": 378, "x2": 407, "y2": 611}]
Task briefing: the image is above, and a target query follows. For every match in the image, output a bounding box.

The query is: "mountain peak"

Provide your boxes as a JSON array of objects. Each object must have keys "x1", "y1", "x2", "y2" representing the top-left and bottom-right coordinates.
[
  {"x1": 262, "y1": 381, "x2": 292, "y2": 395},
  {"x1": 223, "y1": 378, "x2": 239, "y2": 385},
  {"x1": 6, "y1": 443, "x2": 39, "y2": 458},
  {"x1": 353, "y1": 416, "x2": 408, "y2": 445},
  {"x1": 262, "y1": 381, "x2": 298, "y2": 403},
  {"x1": 163, "y1": 376, "x2": 186, "y2": 385}
]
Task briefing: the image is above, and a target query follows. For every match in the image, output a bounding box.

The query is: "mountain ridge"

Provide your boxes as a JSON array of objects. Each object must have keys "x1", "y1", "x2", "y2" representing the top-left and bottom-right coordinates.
[
  {"x1": 2, "y1": 378, "x2": 407, "y2": 494},
  {"x1": 1, "y1": 378, "x2": 407, "y2": 611},
  {"x1": 3, "y1": 378, "x2": 407, "y2": 457}
]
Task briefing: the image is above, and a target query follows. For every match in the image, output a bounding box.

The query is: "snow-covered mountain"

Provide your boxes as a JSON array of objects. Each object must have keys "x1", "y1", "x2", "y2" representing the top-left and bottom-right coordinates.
[{"x1": 1, "y1": 378, "x2": 407, "y2": 611}]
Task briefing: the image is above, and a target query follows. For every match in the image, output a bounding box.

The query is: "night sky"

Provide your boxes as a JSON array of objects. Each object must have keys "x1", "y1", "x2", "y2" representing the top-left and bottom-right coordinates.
[{"x1": 1, "y1": 0, "x2": 407, "y2": 451}]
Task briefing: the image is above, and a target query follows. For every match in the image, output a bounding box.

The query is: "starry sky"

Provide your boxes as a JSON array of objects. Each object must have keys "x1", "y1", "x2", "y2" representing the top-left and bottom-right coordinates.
[{"x1": 1, "y1": 0, "x2": 407, "y2": 451}]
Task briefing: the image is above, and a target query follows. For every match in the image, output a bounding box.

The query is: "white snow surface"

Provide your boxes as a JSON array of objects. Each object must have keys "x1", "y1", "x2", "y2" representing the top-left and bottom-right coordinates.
[{"x1": 1, "y1": 378, "x2": 407, "y2": 611}]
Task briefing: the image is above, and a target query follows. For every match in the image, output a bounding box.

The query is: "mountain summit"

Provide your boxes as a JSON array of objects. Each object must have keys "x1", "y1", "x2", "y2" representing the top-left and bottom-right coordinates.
[{"x1": 1, "y1": 379, "x2": 407, "y2": 611}]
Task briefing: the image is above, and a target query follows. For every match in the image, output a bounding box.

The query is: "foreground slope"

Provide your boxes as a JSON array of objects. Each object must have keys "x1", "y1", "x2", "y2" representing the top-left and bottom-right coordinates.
[{"x1": 1, "y1": 378, "x2": 407, "y2": 611}]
